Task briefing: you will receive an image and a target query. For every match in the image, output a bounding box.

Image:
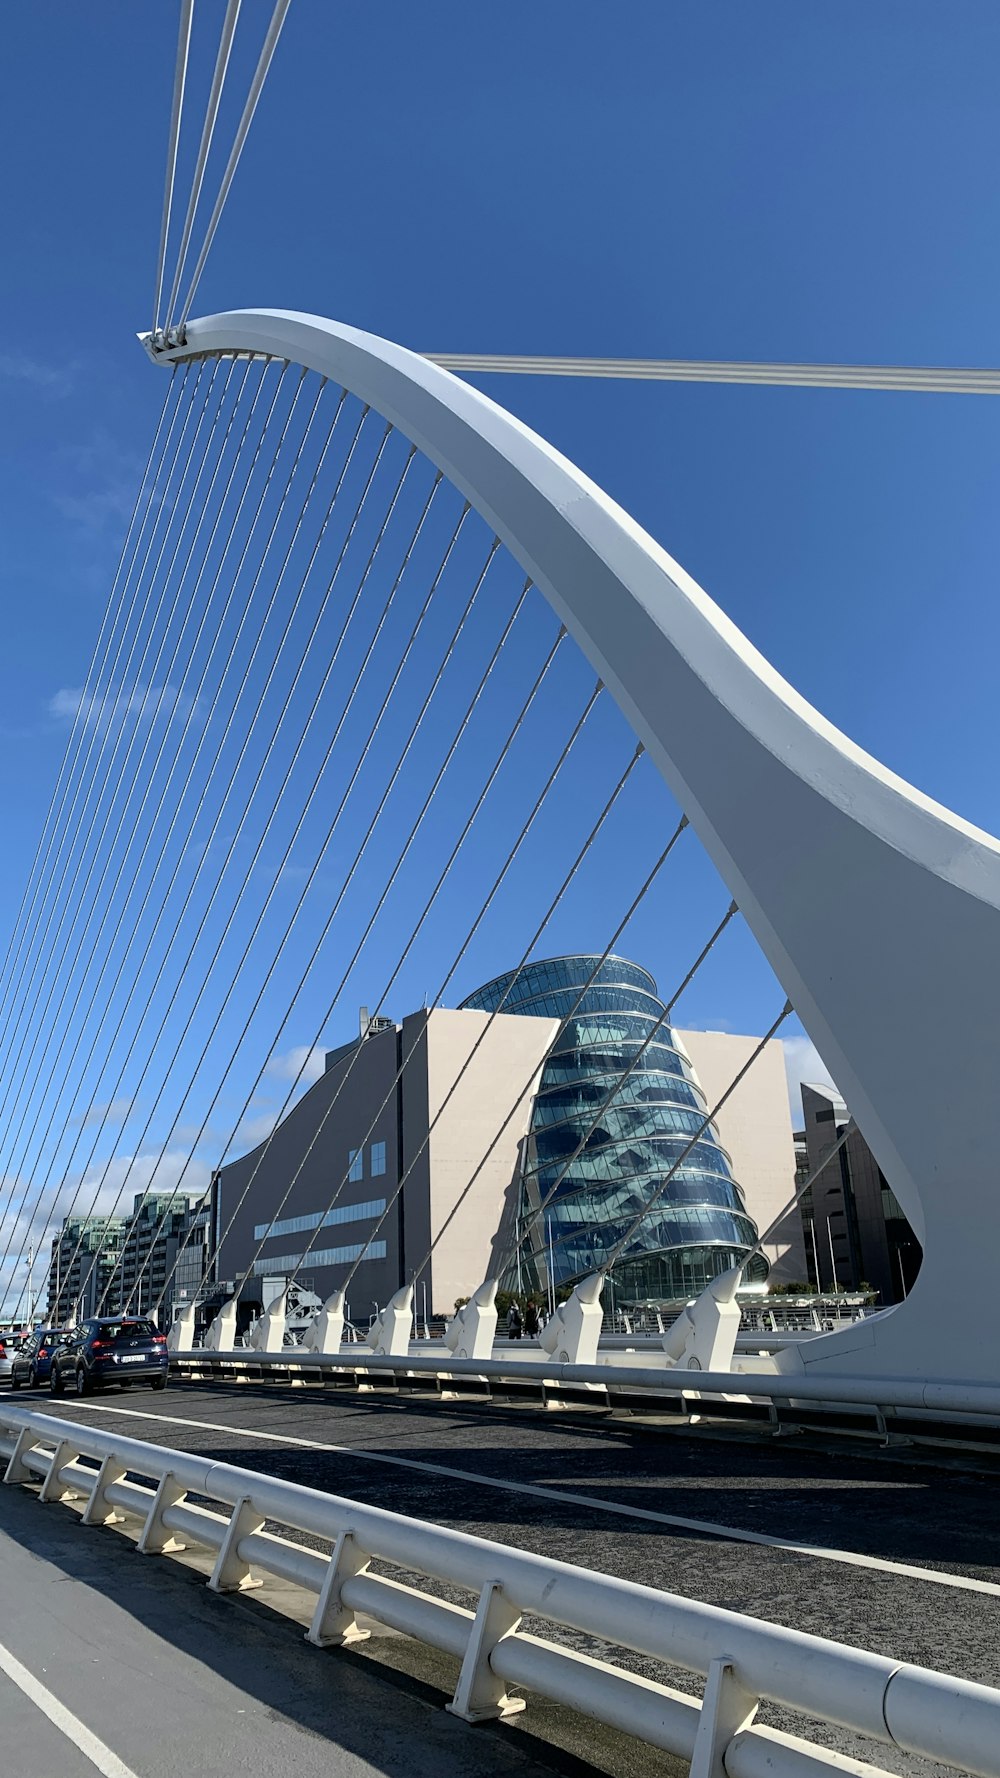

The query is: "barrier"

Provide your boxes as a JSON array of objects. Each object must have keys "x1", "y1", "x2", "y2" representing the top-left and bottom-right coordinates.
[
  {"x1": 2, "y1": 1404, "x2": 999, "y2": 1776},
  {"x1": 165, "y1": 1348, "x2": 1000, "y2": 1454}
]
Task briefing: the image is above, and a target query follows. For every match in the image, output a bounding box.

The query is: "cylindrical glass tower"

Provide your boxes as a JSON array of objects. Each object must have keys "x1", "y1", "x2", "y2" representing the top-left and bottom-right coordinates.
[{"x1": 460, "y1": 954, "x2": 765, "y2": 1303}]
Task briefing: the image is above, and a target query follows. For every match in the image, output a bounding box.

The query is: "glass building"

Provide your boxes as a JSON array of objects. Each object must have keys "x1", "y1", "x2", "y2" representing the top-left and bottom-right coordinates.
[{"x1": 460, "y1": 955, "x2": 765, "y2": 1303}]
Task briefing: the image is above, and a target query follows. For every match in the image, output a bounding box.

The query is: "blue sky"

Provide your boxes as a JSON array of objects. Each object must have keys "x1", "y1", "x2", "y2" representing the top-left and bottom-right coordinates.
[{"x1": 2, "y1": 3, "x2": 1000, "y2": 1303}]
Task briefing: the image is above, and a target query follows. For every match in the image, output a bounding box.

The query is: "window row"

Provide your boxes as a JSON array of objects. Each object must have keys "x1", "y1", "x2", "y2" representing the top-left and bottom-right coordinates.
[
  {"x1": 253, "y1": 1238, "x2": 388, "y2": 1277},
  {"x1": 254, "y1": 1196, "x2": 387, "y2": 1243}
]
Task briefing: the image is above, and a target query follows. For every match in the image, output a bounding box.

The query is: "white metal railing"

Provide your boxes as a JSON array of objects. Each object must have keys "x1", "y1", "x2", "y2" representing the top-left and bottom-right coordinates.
[
  {"x1": 1, "y1": 1405, "x2": 999, "y2": 1777},
  {"x1": 168, "y1": 1344, "x2": 1000, "y2": 1423}
]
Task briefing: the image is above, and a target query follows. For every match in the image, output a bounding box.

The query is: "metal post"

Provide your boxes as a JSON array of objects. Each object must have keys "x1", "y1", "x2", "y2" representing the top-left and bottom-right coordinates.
[{"x1": 826, "y1": 1217, "x2": 839, "y2": 1292}]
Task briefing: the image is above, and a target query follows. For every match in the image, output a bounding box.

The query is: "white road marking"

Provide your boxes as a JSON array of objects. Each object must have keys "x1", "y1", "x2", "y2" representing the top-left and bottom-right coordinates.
[
  {"x1": 0, "y1": 1639, "x2": 140, "y2": 1778},
  {"x1": 56, "y1": 1398, "x2": 1000, "y2": 1600}
]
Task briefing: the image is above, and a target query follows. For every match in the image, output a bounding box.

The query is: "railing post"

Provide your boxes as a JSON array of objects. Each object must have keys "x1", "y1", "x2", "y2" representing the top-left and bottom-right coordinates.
[
  {"x1": 447, "y1": 1580, "x2": 526, "y2": 1723},
  {"x1": 39, "y1": 1439, "x2": 82, "y2": 1503},
  {"x1": 137, "y1": 1472, "x2": 188, "y2": 1554},
  {"x1": 208, "y1": 1495, "x2": 264, "y2": 1592},
  {"x1": 81, "y1": 1454, "x2": 128, "y2": 1526},
  {"x1": 3, "y1": 1427, "x2": 37, "y2": 1485},
  {"x1": 306, "y1": 1529, "x2": 371, "y2": 1647},
  {"x1": 689, "y1": 1656, "x2": 758, "y2": 1778}
]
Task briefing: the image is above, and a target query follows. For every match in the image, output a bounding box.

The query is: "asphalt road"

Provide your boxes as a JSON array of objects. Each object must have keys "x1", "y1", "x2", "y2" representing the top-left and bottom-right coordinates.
[{"x1": 7, "y1": 1378, "x2": 1000, "y2": 1777}]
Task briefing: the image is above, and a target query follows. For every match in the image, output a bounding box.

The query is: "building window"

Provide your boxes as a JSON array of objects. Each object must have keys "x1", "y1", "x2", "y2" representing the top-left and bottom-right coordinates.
[
  {"x1": 370, "y1": 1140, "x2": 386, "y2": 1177},
  {"x1": 254, "y1": 1199, "x2": 386, "y2": 1242},
  {"x1": 253, "y1": 1239, "x2": 387, "y2": 1277},
  {"x1": 348, "y1": 1147, "x2": 363, "y2": 1182}
]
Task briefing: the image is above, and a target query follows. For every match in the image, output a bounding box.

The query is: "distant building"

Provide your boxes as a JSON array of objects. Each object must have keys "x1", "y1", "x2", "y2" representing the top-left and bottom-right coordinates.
[
  {"x1": 214, "y1": 955, "x2": 800, "y2": 1319},
  {"x1": 797, "y1": 1083, "x2": 921, "y2": 1303},
  {"x1": 47, "y1": 1192, "x2": 212, "y2": 1325}
]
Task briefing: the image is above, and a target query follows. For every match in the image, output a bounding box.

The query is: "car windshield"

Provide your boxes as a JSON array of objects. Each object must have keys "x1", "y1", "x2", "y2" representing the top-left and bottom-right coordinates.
[{"x1": 100, "y1": 1321, "x2": 156, "y2": 1343}]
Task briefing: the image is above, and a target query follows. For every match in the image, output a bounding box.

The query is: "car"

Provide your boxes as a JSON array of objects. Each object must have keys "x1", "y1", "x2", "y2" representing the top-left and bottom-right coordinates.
[
  {"x1": 49, "y1": 1317, "x2": 169, "y2": 1397},
  {"x1": 0, "y1": 1335, "x2": 11, "y2": 1382},
  {"x1": 9, "y1": 1328, "x2": 75, "y2": 1390}
]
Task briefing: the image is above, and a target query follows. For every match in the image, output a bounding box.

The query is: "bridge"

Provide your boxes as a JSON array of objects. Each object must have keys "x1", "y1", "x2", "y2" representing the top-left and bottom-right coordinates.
[{"x1": 3, "y1": 7, "x2": 1000, "y2": 1777}]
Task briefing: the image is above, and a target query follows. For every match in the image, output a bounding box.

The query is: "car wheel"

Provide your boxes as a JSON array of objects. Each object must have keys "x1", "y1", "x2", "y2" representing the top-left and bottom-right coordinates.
[
  {"x1": 28, "y1": 1367, "x2": 37, "y2": 1390},
  {"x1": 49, "y1": 1367, "x2": 64, "y2": 1396},
  {"x1": 9, "y1": 1372, "x2": 20, "y2": 1392},
  {"x1": 75, "y1": 1366, "x2": 92, "y2": 1397},
  {"x1": 151, "y1": 1376, "x2": 167, "y2": 1391}
]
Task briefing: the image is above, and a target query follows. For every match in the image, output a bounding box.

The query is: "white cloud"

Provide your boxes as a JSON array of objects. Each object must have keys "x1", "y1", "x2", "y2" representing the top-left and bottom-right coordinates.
[
  {"x1": 266, "y1": 1044, "x2": 325, "y2": 1087},
  {"x1": 782, "y1": 1036, "x2": 839, "y2": 1126},
  {"x1": 237, "y1": 1110, "x2": 279, "y2": 1148},
  {"x1": 48, "y1": 681, "x2": 198, "y2": 731},
  {"x1": 0, "y1": 351, "x2": 74, "y2": 397}
]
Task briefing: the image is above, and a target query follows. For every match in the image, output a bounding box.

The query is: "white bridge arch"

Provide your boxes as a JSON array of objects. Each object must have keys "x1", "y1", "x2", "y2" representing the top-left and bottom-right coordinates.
[{"x1": 151, "y1": 310, "x2": 1000, "y2": 1384}]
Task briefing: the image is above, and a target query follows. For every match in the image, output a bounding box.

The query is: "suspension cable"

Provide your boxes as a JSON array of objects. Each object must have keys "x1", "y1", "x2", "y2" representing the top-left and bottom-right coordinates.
[
  {"x1": 261, "y1": 692, "x2": 617, "y2": 1308},
  {"x1": 0, "y1": 362, "x2": 202, "y2": 1094},
  {"x1": 496, "y1": 899, "x2": 741, "y2": 1280},
  {"x1": 97, "y1": 414, "x2": 404, "y2": 1314},
  {"x1": 0, "y1": 372, "x2": 178, "y2": 1053},
  {"x1": 152, "y1": 466, "x2": 451, "y2": 1313},
  {"x1": 0, "y1": 365, "x2": 215, "y2": 1254},
  {"x1": 125, "y1": 495, "x2": 479, "y2": 1313},
  {"x1": 152, "y1": 0, "x2": 193, "y2": 337},
  {"x1": 0, "y1": 361, "x2": 245, "y2": 1216},
  {"x1": 2, "y1": 362, "x2": 294, "y2": 1303},
  {"x1": 42, "y1": 373, "x2": 348, "y2": 1313},
  {"x1": 164, "y1": 0, "x2": 242, "y2": 332},
  {"x1": 331, "y1": 729, "x2": 644, "y2": 1304},
  {"x1": 177, "y1": 0, "x2": 293, "y2": 332},
  {"x1": 600, "y1": 999, "x2": 794, "y2": 1275},
  {"x1": 409, "y1": 821, "x2": 690, "y2": 1297}
]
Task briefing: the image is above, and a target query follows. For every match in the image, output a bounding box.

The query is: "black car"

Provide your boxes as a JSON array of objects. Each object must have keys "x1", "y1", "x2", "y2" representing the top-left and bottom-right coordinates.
[
  {"x1": 49, "y1": 1317, "x2": 168, "y2": 1396},
  {"x1": 10, "y1": 1328, "x2": 74, "y2": 1389}
]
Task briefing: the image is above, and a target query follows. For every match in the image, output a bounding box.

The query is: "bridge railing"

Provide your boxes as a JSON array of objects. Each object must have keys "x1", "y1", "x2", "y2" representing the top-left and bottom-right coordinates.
[{"x1": 2, "y1": 1404, "x2": 998, "y2": 1777}]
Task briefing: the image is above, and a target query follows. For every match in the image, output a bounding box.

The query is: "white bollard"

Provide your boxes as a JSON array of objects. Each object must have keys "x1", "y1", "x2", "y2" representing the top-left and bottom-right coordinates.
[
  {"x1": 301, "y1": 1289, "x2": 347, "y2": 1353},
  {"x1": 539, "y1": 1273, "x2": 605, "y2": 1365},
  {"x1": 249, "y1": 1291, "x2": 287, "y2": 1352},
  {"x1": 167, "y1": 1302, "x2": 197, "y2": 1352},
  {"x1": 203, "y1": 1296, "x2": 239, "y2": 1352},
  {"x1": 365, "y1": 1283, "x2": 414, "y2": 1356},
  {"x1": 444, "y1": 1279, "x2": 498, "y2": 1360},
  {"x1": 661, "y1": 1265, "x2": 743, "y2": 1373}
]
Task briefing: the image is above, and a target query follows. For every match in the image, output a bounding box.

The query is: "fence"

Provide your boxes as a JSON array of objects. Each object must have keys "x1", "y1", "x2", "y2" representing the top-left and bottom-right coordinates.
[{"x1": 2, "y1": 1404, "x2": 999, "y2": 1777}]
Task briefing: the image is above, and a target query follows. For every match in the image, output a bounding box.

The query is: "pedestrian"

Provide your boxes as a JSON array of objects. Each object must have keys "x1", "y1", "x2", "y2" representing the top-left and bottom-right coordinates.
[
  {"x1": 523, "y1": 1299, "x2": 540, "y2": 1338},
  {"x1": 507, "y1": 1300, "x2": 523, "y2": 1340}
]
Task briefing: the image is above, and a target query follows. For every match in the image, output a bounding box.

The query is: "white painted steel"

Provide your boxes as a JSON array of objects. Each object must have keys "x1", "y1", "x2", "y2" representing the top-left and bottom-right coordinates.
[
  {"x1": 168, "y1": 1344, "x2": 1000, "y2": 1422},
  {"x1": 2, "y1": 1406, "x2": 999, "y2": 1777},
  {"x1": 146, "y1": 309, "x2": 1000, "y2": 1385}
]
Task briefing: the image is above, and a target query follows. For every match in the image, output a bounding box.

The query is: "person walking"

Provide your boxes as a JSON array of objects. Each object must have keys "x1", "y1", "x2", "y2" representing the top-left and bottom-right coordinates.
[
  {"x1": 523, "y1": 1299, "x2": 540, "y2": 1338},
  {"x1": 507, "y1": 1300, "x2": 523, "y2": 1340}
]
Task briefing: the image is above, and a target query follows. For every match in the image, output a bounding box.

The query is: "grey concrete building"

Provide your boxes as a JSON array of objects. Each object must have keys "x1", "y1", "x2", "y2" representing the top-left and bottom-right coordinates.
[
  {"x1": 798, "y1": 1082, "x2": 921, "y2": 1304},
  {"x1": 215, "y1": 1006, "x2": 556, "y2": 1323}
]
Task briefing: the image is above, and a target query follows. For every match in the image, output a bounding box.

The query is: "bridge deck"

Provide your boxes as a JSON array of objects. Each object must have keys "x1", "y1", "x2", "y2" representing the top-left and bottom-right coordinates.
[{"x1": 6, "y1": 1384, "x2": 1000, "y2": 1777}]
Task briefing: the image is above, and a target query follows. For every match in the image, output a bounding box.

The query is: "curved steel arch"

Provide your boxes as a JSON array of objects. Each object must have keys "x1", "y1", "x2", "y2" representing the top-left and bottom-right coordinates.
[{"x1": 149, "y1": 310, "x2": 1000, "y2": 1382}]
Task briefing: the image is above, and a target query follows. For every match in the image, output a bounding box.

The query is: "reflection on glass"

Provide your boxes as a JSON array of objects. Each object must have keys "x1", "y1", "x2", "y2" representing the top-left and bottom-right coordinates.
[{"x1": 462, "y1": 953, "x2": 765, "y2": 1303}]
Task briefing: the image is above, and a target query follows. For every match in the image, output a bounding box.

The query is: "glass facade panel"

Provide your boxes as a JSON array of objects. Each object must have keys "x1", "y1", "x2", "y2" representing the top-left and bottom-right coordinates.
[
  {"x1": 348, "y1": 1147, "x2": 363, "y2": 1183},
  {"x1": 253, "y1": 1238, "x2": 387, "y2": 1277},
  {"x1": 371, "y1": 1140, "x2": 387, "y2": 1177},
  {"x1": 254, "y1": 1197, "x2": 387, "y2": 1242},
  {"x1": 462, "y1": 953, "x2": 763, "y2": 1303}
]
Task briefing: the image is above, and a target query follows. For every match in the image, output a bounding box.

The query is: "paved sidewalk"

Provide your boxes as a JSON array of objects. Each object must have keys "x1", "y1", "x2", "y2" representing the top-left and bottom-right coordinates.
[{"x1": 0, "y1": 1484, "x2": 580, "y2": 1778}]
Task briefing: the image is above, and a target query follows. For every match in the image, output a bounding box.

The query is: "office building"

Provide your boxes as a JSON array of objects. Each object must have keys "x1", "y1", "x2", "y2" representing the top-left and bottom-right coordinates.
[
  {"x1": 215, "y1": 954, "x2": 799, "y2": 1318},
  {"x1": 47, "y1": 1192, "x2": 212, "y2": 1325},
  {"x1": 797, "y1": 1083, "x2": 921, "y2": 1303}
]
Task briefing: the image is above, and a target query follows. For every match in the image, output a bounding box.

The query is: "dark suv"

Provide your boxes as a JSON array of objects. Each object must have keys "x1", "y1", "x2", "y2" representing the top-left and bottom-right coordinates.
[
  {"x1": 49, "y1": 1317, "x2": 168, "y2": 1396},
  {"x1": 10, "y1": 1328, "x2": 74, "y2": 1389}
]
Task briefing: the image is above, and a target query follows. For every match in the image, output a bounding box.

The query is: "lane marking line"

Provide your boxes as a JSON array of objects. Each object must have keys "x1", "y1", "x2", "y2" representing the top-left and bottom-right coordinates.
[
  {"x1": 51, "y1": 1398, "x2": 1000, "y2": 1601},
  {"x1": 0, "y1": 1638, "x2": 140, "y2": 1778}
]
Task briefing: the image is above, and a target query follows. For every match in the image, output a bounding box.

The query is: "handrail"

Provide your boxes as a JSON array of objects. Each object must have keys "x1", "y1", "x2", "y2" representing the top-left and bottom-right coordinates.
[
  {"x1": 168, "y1": 1343, "x2": 1000, "y2": 1419},
  {"x1": 1, "y1": 1405, "x2": 998, "y2": 1775}
]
